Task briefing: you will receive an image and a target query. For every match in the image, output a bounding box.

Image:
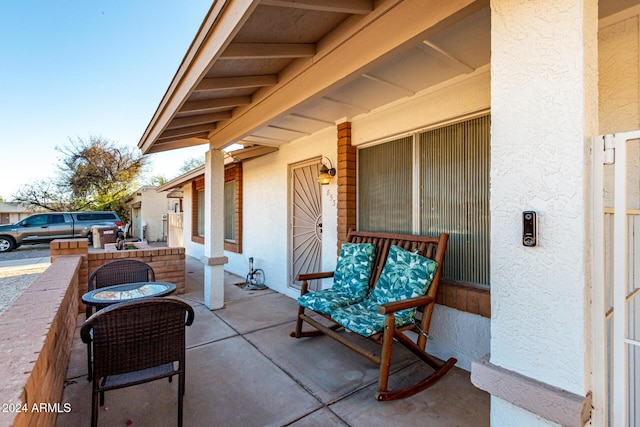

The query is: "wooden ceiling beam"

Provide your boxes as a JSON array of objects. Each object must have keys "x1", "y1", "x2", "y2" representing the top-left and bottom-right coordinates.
[
  {"x1": 221, "y1": 43, "x2": 316, "y2": 59},
  {"x1": 167, "y1": 112, "x2": 232, "y2": 130},
  {"x1": 261, "y1": 0, "x2": 373, "y2": 14},
  {"x1": 160, "y1": 124, "x2": 216, "y2": 140},
  {"x1": 195, "y1": 75, "x2": 278, "y2": 92},
  {"x1": 180, "y1": 96, "x2": 252, "y2": 113},
  {"x1": 147, "y1": 136, "x2": 210, "y2": 153},
  {"x1": 226, "y1": 145, "x2": 279, "y2": 161}
]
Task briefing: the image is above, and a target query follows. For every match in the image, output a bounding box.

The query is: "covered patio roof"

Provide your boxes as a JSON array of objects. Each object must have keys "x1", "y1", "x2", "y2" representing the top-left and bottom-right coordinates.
[
  {"x1": 138, "y1": 0, "x2": 493, "y2": 155},
  {"x1": 138, "y1": 0, "x2": 636, "y2": 157}
]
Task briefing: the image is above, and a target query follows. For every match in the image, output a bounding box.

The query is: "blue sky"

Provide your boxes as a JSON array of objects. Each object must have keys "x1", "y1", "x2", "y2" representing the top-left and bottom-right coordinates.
[{"x1": 0, "y1": 1, "x2": 212, "y2": 200}]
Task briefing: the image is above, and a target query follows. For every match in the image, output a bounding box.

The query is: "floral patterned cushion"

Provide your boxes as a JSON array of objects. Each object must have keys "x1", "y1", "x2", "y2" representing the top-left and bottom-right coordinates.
[
  {"x1": 332, "y1": 242, "x2": 377, "y2": 296},
  {"x1": 330, "y1": 245, "x2": 438, "y2": 336},
  {"x1": 330, "y1": 299, "x2": 416, "y2": 337},
  {"x1": 298, "y1": 289, "x2": 366, "y2": 315},
  {"x1": 297, "y1": 243, "x2": 376, "y2": 314},
  {"x1": 370, "y1": 245, "x2": 438, "y2": 307}
]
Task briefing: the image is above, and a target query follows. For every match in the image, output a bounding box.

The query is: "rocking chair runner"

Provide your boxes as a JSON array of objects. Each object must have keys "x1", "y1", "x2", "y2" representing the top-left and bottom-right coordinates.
[{"x1": 290, "y1": 229, "x2": 456, "y2": 401}]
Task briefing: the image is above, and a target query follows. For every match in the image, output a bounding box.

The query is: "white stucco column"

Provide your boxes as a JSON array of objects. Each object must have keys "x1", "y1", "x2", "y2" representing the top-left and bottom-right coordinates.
[
  {"x1": 472, "y1": 0, "x2": 598, "y2": 425},
  {"x1": 202, "y1": 148, "x2": 227, "y2": 309}
]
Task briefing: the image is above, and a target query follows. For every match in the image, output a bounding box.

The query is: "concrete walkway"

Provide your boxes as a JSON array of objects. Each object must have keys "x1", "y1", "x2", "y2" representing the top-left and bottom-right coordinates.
[{"x1": 57, "y1": 257, "x2": 489, "y2": 426}]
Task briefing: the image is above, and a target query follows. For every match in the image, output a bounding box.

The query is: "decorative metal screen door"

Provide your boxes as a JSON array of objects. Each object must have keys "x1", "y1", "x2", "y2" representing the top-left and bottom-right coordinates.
[{"x1": 290, "y1": 159, "x2": 322, "y2": 290}]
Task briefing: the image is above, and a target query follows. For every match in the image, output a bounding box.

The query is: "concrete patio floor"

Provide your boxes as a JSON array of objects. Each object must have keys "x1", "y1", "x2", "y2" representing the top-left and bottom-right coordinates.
[{"x1": 57, "y1": 256, "x2": 489, "y2": 426}]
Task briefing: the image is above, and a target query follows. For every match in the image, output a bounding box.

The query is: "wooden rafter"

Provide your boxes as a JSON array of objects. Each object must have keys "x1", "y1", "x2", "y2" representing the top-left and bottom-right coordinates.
[
  {"x1": 221, "y1": 43, "x2": 316, "y2": 59},
  {"x1": 195, "y1": 75, "x2": 278, "y2": 92},
  {"x1": 159, "y1": 124, "x2": 216, "y2": 140},
  {"x1": 148, "y1": 136, "x2": 210, "y2": 153},
  {"x1": 167, "y1": 112, "x2": 232, "y2": 130},
  {"x1": 261, "y1": 0, "x2": 373, "y2": 14},
  {"x1": 180, "y1": 96, "x2": 251, "y2": 113},
  {"x1": 226, "y1": 145, "x2": 279, "y2": 161}
]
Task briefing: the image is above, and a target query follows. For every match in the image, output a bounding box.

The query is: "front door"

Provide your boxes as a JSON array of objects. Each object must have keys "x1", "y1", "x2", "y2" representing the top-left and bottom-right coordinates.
[{"x1": 290, "y1": 159, "x2": 323, "y2": 290}]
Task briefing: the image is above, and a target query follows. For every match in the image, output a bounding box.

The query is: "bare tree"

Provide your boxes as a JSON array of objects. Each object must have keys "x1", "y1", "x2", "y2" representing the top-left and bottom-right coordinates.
[{"x1": 13, "y1": 136, "x2": 147, "y2": 217}]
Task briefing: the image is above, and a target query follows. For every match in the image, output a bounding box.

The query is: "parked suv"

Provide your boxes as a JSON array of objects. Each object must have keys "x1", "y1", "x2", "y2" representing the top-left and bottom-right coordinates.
[{"x1": 0, "y1": 211, "x2": 122, "y2": 252}]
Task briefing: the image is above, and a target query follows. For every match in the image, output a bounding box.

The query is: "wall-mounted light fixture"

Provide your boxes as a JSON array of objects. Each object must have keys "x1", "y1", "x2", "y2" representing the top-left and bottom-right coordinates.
[{"x1": 317, "y1": 157, "x2": 336, "y2": 185}]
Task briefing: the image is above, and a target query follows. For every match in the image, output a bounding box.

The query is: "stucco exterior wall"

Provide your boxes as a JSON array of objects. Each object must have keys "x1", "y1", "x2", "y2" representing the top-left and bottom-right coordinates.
[
  {"x1": 127, "y1": 187, "x2": 179, "y2": 242},
  {"x1": 489, "y1": 0, "x2": 597, "y2": 425},
  {"x1": 241, "y1": 128, "x2": 338, "y2": 299}
]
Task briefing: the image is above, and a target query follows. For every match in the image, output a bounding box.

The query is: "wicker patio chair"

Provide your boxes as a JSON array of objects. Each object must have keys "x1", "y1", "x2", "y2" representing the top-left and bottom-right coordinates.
[
  {"x1": 85, "y1": 259, "x2": 156, "y2": 381},
  {"x1": 81, "y1": 298, "x2": 194, "y2": 427},
  {"x1": 86, "y1": 259, "x2": 156, "y2": 318}
]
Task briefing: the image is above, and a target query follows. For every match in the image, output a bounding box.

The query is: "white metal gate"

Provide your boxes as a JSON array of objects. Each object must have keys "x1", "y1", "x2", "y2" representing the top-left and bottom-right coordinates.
[{"x1": 593, "y1": 131, "x2": 640, "y2": 427}]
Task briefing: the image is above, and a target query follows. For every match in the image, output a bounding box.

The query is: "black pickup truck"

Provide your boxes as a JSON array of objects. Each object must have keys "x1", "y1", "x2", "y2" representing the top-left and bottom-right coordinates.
[{"x1": 0, "y1": 211, "x2": 122, "y2": 252}]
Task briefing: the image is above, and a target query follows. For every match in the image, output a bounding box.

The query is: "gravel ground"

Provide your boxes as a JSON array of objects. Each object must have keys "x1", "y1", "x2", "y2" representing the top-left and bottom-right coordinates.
[
  {"x1": 0, "y1": 243, "x2": 50, "y2": 261},
  {"x1": 0, "y1": 266, "x2": 49, "y2": 315},
  {"x1": 0, "y1": 244, "x2": 51, "y2": 314}
]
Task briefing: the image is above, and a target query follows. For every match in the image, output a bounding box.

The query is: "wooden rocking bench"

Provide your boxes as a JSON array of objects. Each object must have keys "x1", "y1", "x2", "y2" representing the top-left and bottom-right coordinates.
[{"x1": 290, "y1": 229, "x2": 456, "y2": 401}]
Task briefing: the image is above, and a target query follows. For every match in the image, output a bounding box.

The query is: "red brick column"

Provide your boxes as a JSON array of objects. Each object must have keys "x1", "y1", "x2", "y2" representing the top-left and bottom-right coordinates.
[{"x1": 337, "y1": 121, "x2": 356, "y2": 249}]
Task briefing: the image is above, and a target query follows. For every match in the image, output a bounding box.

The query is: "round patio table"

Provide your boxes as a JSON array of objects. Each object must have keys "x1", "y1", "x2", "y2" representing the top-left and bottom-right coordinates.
[{"x1": 82, "y1": 282, "x2": 176, "y2": 307}]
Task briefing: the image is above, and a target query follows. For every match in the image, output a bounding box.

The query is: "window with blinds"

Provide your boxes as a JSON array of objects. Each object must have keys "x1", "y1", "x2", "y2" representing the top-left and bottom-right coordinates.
[
  {"x1": 197, "y1": 189, "x2": 205, "y2": 238},
  {"x1": 358, "y1": 115, "x2": 490, "y2": 287},
  {"x1": 224, "y1": 180, "x2": 236, "y2": 241},
  {"x1": 358, "y1": 136, "x2": 413, "y2": 233}
]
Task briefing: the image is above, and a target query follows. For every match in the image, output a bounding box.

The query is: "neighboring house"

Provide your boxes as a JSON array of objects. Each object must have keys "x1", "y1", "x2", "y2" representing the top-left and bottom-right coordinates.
[
  {"x1": 137, "y1": 1, "x2": 637, "y2": 426},
  {"x1": 0, "y1": 202, "x2": 43, "y2": 224},
  {"x1": 157, "y1": 167, "x2": 206, "y2": 254},
  {"x1": 125, "y1": 186, "x2": 181, "y2": 242},
  {"x1": 158, "y1": 147, "x2": 275, "y2": 259}
]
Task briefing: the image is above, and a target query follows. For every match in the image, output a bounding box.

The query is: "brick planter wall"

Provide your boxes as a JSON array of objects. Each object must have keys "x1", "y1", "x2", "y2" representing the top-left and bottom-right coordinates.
[
  {"x1": 0, "y1": 256, "x2": 82, "y2": 427},
  {"x1": 50, "y1": 240, "x2": 186, "y2": 314}
]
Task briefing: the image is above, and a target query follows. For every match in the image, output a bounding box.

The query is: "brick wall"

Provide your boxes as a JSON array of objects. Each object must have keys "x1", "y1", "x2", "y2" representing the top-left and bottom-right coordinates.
[
  {"x1": 337, "y1": 121, "x2": 356, "y2": 249},
  {"x1": 437, "y1": 281, "x2": 490, "y2": 318},
  {"x1": 50, "y1": 240, "x2": 186, "y2": 314},
  {"x1": 0, "y1": 256, "x2": 82, "y2": 427}
]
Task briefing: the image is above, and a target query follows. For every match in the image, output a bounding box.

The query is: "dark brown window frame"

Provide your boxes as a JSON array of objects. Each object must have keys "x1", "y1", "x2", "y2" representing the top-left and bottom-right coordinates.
[
  {"x1": 190, "y1": 164, "x2": 243, "y2": 253},
  {"x1": 224, "y1": 163, "x2": 242, "y2": 253},
  {"x1": 191, "y1": 178, "x2": 205, "y2": 245}
]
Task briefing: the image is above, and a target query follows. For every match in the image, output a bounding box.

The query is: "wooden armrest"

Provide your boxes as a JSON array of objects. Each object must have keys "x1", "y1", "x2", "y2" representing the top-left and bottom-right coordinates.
[
  {"x1": 378, "y1": 296, "x2": 435, "y2": 315},
  {"x1": 296, "y1": 271, "x2": 335, "y2": 281},
  {"x1": 296, "y1": 271, "x2": 334, "y2": 296}
]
